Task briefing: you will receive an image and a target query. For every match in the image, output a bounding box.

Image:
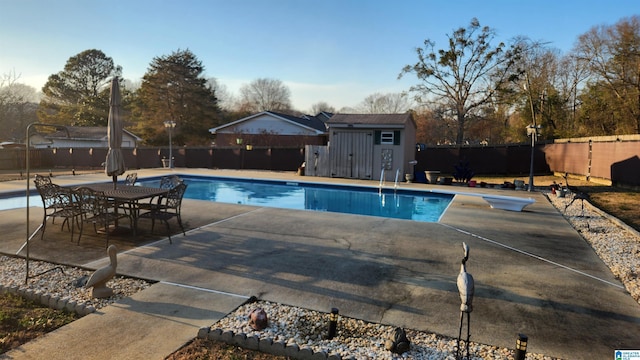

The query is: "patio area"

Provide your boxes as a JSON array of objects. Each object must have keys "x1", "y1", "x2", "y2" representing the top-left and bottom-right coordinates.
[{"x1": 1, "y1": 169, "x2": 639, "y2": 359}]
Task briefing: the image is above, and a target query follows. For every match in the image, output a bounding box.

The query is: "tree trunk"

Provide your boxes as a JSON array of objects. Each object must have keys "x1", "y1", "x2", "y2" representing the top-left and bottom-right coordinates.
[
  {"x1": 636, "y1": 91, "x2": 640, "y2": 134},
  {"x1": 456, "y1": 110, "x2": 466, "y2": 145}
]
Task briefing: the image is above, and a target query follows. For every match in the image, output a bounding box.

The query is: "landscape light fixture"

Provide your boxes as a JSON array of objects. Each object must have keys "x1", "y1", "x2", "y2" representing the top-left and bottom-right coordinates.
[
  {"x1": 164, "y1": 120, "x2": 176, "y2": 168},
  {"x1": 327, "y1": 307, "x2": 339, "y2": 339},
  {"x1": 515, "y1": 333, "x2": 528, "y2": 360}
]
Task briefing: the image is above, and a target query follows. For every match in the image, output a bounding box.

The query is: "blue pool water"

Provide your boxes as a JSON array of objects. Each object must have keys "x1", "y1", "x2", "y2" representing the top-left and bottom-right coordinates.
[
  {"x1": 141, "y1": 176, "x2": 453, "y2": 222},
  {"x1": 0, "y1": 176, "x2": 454, "y2": 222},
  {"x1": 0, "y1": 194, "x2": 42, "y2": 211}
]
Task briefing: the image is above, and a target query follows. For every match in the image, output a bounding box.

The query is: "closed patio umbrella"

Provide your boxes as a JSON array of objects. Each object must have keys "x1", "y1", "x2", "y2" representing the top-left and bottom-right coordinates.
[{"x1": 105, "y1": 76, "x2": 125, "y2": 188}]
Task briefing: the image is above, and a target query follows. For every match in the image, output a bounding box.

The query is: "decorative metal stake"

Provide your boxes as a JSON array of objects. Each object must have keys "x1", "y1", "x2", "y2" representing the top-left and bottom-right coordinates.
[{"x1": 456, "y1": 242, "x2": 474, "y2": 360}]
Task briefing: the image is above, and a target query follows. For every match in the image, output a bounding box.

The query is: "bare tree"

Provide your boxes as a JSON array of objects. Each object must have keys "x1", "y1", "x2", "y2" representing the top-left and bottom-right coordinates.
[
  {"x1": 573, "y1": 15, "x2": 640, "y2": 134},
  {"x1": 239, "y1": 78, "x2": 292, "y2": 113},
  {"x1": 207, "y1": 78, "x2": 235, "y2": 111},
  {"x1": 399, "y1": 18, "x2": 522, "y2": 144},
  {"x1": 338, "y1": 106, "x2": 358, "y2": 113},
  {"x1": 309, "y1": 101, "x2": 335, "y2": 115},
  {"x1": 556, "y1": 53, "x2": 590, "y2": 136},
  {"x1": 357, "y1": 92, "x2": 414, "y2": 114},
  {"x1": 506, "y1": 39, "x2": 563, "y2": 140},
  {"x1": 0, "y1": 72, "x2": 39, "y2": 140}
]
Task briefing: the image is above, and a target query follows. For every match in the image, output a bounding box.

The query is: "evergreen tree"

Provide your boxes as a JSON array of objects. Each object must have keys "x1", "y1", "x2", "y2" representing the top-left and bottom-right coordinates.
[
  {"x1": 132, "y1": 49, "x2": 221, "y2": 146},
  {"x1": 38, "y1": 49, "x2": 121, "y2": 126}
]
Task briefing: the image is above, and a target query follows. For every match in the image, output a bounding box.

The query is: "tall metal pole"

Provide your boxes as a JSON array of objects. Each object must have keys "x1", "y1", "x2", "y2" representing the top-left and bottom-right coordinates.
[
  {"x1": 525, "y1": 74, "x2": 537, "y2": 192},
  {"x1": 528, "y1": 131, "x2": 535, "y2": 192},
  {"x1": 168, "y1": 126, "x2": 173, "y2": 169},
  {"x1": 25, "y1": 126, "x2": 31, "y2": 284},
  {"x1": 24, "y1": 123, "x2": 69, "y2": 284},
  {"x1": 164, "y1": 120, "x2": 176, "y2": 169}
]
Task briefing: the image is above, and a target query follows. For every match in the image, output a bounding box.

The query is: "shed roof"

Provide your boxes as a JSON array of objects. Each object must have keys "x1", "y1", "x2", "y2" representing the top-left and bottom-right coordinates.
[{"x1": 327, "y1": 113, "x2": 414, "y2": 127}]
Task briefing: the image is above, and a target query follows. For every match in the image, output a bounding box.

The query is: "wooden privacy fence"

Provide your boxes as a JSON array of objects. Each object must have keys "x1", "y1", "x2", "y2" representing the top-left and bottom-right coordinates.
[
  {"x1": 304, "y1": 145, "x2": 331, "y2": 177},
  {"x1": 413, "y1": 145, "x2": 548, "y2": 176},
  {"x1": 2, "y1": 135, "x2": 639, "y2": 186},
  {"x1": 308, "y1": 135, "x2": 640, "y2": 186},
  {"x1": 543, "y1": 135, "x2": 640, "y2": 186},
  {"x1": 1, "y1": 147, "x2": 305, "y2": 174},
  {"x1": 414, "y1": 136, "x2": 640, "y2": 186}
]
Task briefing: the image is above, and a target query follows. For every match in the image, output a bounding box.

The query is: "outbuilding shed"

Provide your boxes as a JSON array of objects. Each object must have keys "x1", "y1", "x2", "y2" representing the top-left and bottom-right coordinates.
[{"x1": 307, "y1": 113, "x2": 416, "y2": 181}]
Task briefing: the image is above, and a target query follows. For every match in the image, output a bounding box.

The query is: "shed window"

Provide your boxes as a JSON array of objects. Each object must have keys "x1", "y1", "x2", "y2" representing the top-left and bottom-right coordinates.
[
  {"x1": 375, "y1": 130, "x2": 401, "y2": 145},
  {"x1": 380, "y1": 131, "x2": 394, "y2": 144}
]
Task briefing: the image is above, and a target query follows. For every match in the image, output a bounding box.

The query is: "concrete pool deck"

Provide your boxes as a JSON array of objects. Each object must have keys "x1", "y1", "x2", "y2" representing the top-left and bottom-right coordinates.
[{"x1": 1, "y1": 169, "x2": 639, "y2": 359}]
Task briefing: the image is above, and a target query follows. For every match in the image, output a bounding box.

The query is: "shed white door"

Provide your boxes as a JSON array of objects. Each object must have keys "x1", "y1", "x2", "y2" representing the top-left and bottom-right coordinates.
[{"x1": 330, "y1": 131, "x2": 373, "y2": 179}]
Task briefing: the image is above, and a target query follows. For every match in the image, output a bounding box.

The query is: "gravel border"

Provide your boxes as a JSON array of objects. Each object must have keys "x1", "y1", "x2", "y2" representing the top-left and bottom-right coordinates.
[
  {"x1": 197, "y1": 299, "x2": 550, "y2": 360},
  {"x1": 0, "y1": 257, "x2": 151, "y2": 315},
  {"x1": 545, "y1": 190, "x2": 640, "y2": 303}
]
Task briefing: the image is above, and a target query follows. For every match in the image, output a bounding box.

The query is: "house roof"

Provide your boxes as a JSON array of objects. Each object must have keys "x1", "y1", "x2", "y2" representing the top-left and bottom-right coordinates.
[
  {"x1": 44, "y1": 126, "x2": 142, "y2": 141},
  {"x1": 327, "y1": 113, "x2": 414, "y2": 128},
  {"x1": 209, "y1": 111, "x2": 328, "y2": 134},
  {"x1": 274, "y1": 111, "x2": 328, "y2": 132},
  {"x1": 313, "y1": 111, "x2": 334, "y2": 122}
]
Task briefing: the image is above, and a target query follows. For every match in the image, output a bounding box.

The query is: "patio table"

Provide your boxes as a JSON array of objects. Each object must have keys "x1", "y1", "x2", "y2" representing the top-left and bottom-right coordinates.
[{"x1": 82, "y1": 183, "x2": 168, "y2": 236}]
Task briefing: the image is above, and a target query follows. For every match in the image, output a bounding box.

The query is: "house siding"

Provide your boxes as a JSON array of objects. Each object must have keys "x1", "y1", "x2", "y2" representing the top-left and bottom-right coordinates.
[{"x1": 215, "y1": 133, "x2": 325, "y2": 147}]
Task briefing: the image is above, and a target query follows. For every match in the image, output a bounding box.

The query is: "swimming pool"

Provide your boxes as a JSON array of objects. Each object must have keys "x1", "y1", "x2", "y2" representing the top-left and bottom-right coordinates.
[
  {"x1": 0, "y1": 194, "x2": 41, "y2": 211},
  {"x1": 0, "y1": 176, "x2": 454, "y2": 222},
  {"x1": 140, "y1": 176, "x2": 453, "y2": 222}
]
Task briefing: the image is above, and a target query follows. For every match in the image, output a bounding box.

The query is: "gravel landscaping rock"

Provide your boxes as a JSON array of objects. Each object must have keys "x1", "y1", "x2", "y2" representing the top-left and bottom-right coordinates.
[{"x1": 0, "y1": 257, "x2": 151, "y2": 314}]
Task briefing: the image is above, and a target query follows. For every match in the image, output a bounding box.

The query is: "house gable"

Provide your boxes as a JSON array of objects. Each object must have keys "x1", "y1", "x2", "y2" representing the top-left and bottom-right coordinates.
[
  {"x1": 209, "y1": 111, "x2": 328, "y2": 147},
  {"x1": 231, "y1": 113, "x2": 320, "y2": 136},
  {"x1": 209, "y1": 111, "x2": 326, "y2": 136}
]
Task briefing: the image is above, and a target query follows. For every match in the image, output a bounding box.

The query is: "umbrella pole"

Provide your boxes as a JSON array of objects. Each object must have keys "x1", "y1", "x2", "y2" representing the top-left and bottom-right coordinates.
[{"x1": 113, "y1": 175, "x2": 117, "y2": 189}]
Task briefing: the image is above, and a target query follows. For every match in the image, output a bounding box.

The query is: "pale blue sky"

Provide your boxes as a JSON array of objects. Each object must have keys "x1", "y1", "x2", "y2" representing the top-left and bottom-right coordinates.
[{"x1": 1, "y1": 0, "x2": 639, "y2": 112}]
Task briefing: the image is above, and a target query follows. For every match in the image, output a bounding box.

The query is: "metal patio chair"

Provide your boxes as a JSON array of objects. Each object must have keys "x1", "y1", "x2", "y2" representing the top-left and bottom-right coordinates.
[
  {"x1": 136, "y1": 175, "x2": 183, "y2": 212},
  {"x1": 138, "y1": 182, "x2": 187, "y2": 243},
  {"x1": 75, "y1": 186, "x2": 132, "y2": 248},
  {"x1": 34, "y1": 174, "x2": 52, "y2": 188},
  {"x1": 159, "y1": 175, "x2": 183, "y2": 189},
  {"x1": 35, "y1": 180, "x2": 83, "y2": 242},
  {"x1": 114, "y1": 172, "x2": 139, "y2": 213},
  {"x1": 124, "y1": 172, "x2": 138, "y2": 186}
]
